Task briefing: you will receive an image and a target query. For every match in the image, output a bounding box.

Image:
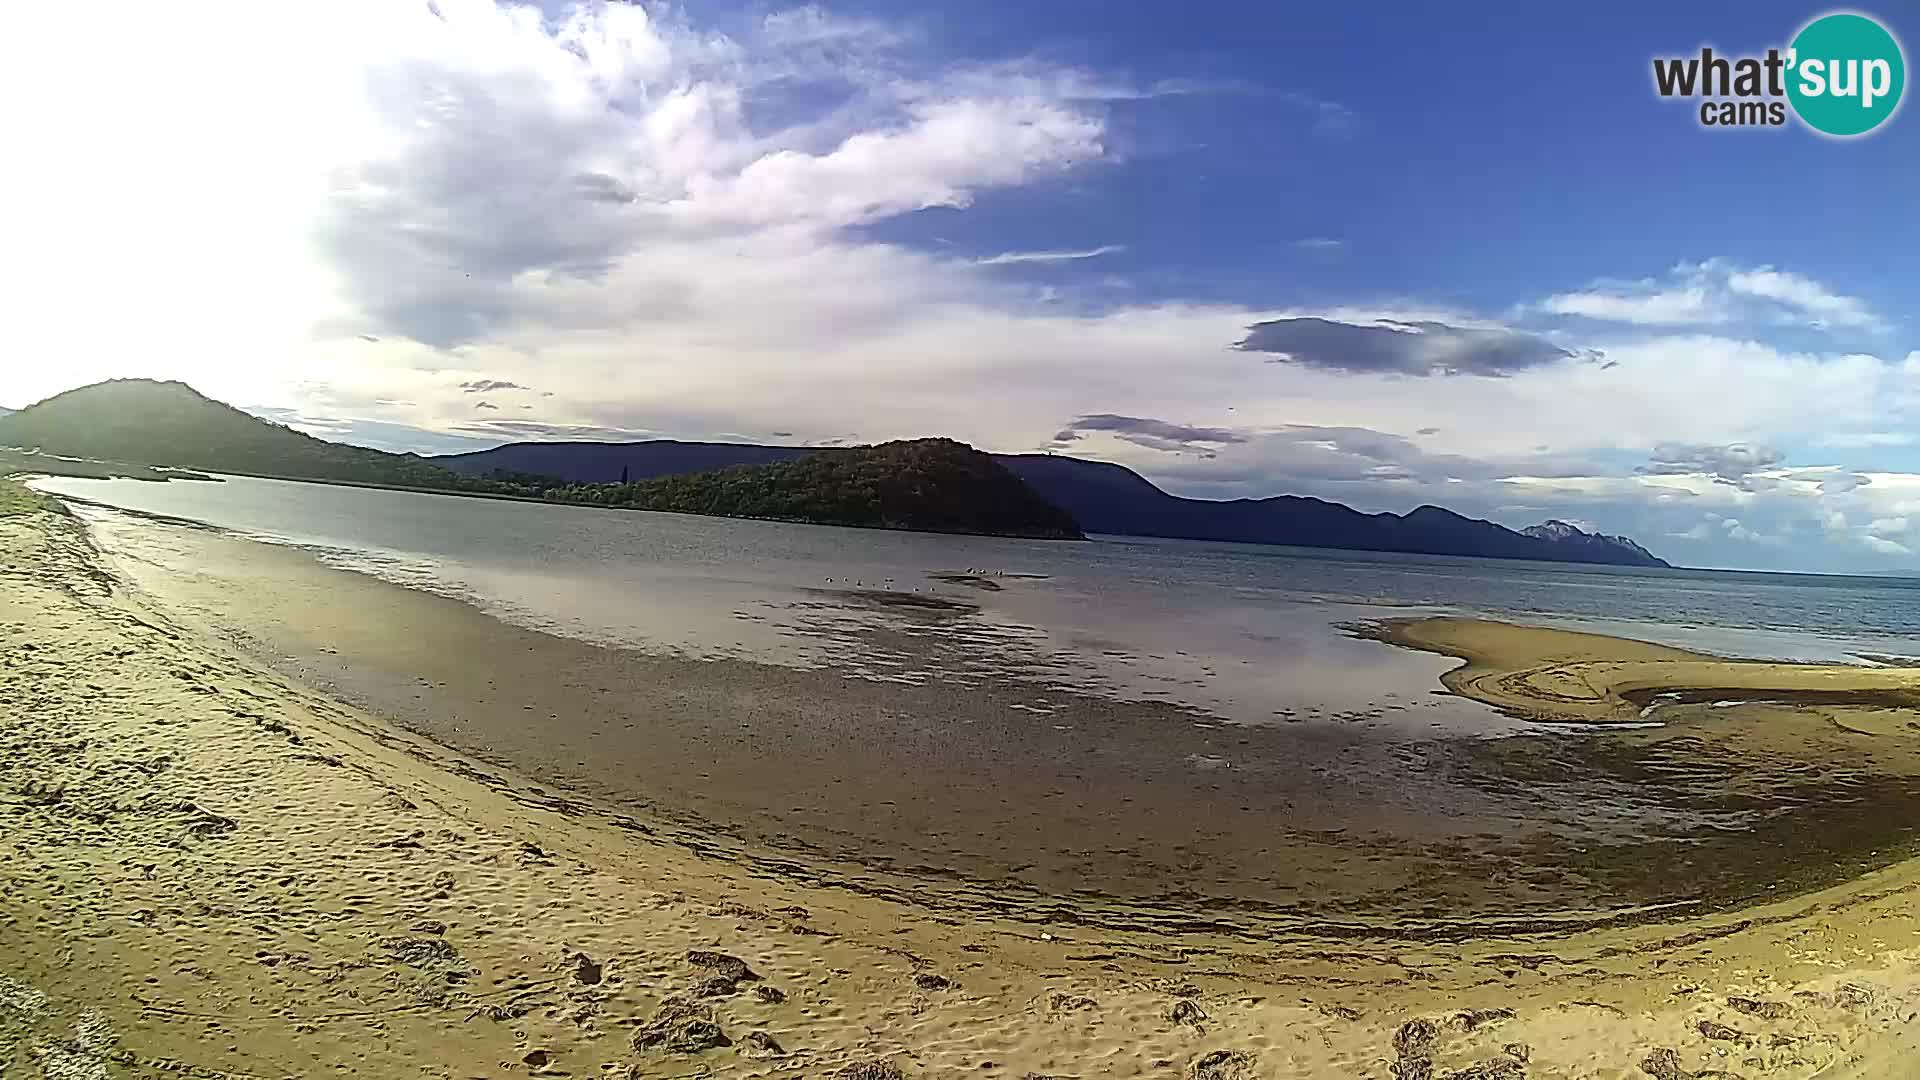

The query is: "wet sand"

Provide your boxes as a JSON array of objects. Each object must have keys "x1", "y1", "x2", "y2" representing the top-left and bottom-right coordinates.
[
  {"x1": 1353, "y1": 617, "x2": 1920, "y2": 915},
  {"x1": 7, "y1": 492, "x2": 1920, "y2": 1076}
]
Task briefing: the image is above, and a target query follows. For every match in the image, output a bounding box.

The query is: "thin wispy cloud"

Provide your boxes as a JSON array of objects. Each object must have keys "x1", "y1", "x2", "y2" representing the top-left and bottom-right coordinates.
[
  {"x1": 1816, "y1": 431, "x2": 1916, "y2": 449},
  {"x1": 975, "y1": 245, "x2": 1125, "y2": 266},
  {"x1": 1053, "y1": 413, "x2": 1249, "y2": 454},
  {"x1": 1724, "y1": 266, "x2": 1883, "y2": 332},
  {"x1": 1540, "y1": 285, "x2": 1722, "y2": 325},
  {"x1": 1270, "y1": 91, "x2": 1355, "y2": 134},
  {"x1": 1538, "y1": 260, "x2": 1886, "y2": 333}
]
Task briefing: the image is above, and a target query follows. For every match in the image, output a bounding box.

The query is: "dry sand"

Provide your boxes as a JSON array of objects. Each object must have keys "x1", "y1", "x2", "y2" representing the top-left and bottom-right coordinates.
[{"x1": 6, "y1": 492, "x2": 1920, "y2": 1077}]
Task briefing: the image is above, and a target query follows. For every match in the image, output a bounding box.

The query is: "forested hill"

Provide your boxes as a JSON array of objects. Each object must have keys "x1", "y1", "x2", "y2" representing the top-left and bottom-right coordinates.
[{"x1": 542, "y1": 438, "x2": 1083, "y2": 539}]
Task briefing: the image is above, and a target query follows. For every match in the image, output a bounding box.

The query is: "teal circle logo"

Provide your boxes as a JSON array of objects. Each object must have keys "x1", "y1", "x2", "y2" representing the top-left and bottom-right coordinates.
[{"x1": 1787, "y1": 12, "x2": 1906, "y2": 136}]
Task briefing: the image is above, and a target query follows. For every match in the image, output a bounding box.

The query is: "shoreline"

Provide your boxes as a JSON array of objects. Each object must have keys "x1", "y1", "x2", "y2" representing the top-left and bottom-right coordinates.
[{"x1": 6, "y1": 492, "x2": 1920, "y2": 1075}]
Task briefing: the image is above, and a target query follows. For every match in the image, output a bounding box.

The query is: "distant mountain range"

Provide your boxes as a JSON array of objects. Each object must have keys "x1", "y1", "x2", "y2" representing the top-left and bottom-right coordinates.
[
  {"x1": 440, "y1": 440, "x2": 1671, "y2": 567},
  {"x1": 0, "y1": 379, "x2": 1670, "y2": 566}
]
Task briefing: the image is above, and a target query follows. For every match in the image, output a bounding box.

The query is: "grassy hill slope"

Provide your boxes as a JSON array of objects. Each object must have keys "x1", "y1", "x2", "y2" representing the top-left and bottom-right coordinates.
[{"x1": 0, "y1": 380, "x2": 506, "y2": 490}]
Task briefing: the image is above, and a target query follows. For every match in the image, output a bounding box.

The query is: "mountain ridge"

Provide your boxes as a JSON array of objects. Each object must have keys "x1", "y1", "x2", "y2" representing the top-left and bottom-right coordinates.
[
  {"x1": 441, "y1": 440, "x2": 1672, "y2": 568},
  {"x1": 1523, "y1": 519, "x2": 1661, "y2": 564}
]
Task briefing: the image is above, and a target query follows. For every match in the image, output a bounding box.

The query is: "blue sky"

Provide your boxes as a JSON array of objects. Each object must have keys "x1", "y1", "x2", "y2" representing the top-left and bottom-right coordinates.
[
  {"x1": 845, "y1": 1, "x2": 1911, "y2": 315},
  {"x1": 0, "y1": 1, "x2": 1914, "y2": 571}
]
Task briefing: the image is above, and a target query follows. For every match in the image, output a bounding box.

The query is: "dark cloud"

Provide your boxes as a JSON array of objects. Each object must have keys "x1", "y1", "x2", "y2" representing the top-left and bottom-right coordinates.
[
  {"x1": 459, "y1": 379, "x2": 529, "y2": 393},
  {"x1": 1235, "y1": 317, "x2": 1596, "y2": 377},
  {"x1": 1640, "y1": 442, "x2": 1784, "y2": 484},
  {"x1": 1416, "y1": 427, "x2": 1440, "y2": 435},
  {"x1": 474, "y1": 401, "x2": 499, "y2": 410},
  {"x1": 1054, "y1": 413, "x2": 1249, "y2": 454}
]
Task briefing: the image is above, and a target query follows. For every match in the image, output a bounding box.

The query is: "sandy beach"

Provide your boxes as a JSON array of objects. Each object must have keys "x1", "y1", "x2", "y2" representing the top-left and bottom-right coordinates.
[
  {"x1": 7, "y1": 488, "x2": 1920, "y2": 1077},
  {"x1": 1357, "y1": 617, "x2": 1920, "y2": 723}
]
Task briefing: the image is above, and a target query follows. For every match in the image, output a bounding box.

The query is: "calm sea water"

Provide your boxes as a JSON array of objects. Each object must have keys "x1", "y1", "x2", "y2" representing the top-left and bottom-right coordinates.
[{"x1": 33, "y1": 474, "x2": 1920, "y2": 729}]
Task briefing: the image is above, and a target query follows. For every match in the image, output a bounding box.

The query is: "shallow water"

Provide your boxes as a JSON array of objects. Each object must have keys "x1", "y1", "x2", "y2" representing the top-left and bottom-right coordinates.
[
  {"x1": 33, "y1": 474, "x2": 1920, "y2": 934},
  {"x1": 33, "y1": 475, "x2": 1920, "y2": 734}
]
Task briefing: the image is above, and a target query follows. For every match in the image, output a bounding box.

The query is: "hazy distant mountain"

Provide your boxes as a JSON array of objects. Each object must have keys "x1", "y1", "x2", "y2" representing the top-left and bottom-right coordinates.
[
  {"x1": 544, "y1": 438, "x2": 1081, "y2": 540},
  {"x1": 997, "y1": 455, "x2": 1670, "y2": 567},
  {"x1": 441, "y1": 440, "x2": 1671, "y2": 567},
  {"x1": 1522, "y1": 519, "x2": 1663, "y2": 565}
]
